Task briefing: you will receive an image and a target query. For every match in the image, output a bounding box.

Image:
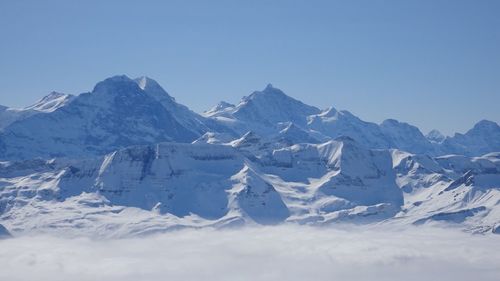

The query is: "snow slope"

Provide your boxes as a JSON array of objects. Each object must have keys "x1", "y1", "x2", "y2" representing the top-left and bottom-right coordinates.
[{"x1": 0, "y1": 92, "x2": 73, "y2": 130}]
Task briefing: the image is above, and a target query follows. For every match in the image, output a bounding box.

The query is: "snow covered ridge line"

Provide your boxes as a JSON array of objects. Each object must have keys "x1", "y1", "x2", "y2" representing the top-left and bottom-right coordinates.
[
  {"x1": 0, "y1": 139, "x2": 499, "y2": 236},
  {"x1": 0, "y1": 74, "x2": 499, "y2": 160}
]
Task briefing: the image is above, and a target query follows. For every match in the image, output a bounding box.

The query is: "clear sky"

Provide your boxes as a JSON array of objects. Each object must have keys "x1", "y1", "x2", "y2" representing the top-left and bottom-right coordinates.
[{"x1": 0, "y1": 0, "x2": 499, "y2": 135}]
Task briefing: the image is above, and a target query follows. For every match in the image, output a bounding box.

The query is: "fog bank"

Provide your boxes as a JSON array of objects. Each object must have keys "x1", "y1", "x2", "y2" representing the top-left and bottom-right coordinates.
[{"x1": 1, "y1": 226, "x2": 499, "y2": 281}]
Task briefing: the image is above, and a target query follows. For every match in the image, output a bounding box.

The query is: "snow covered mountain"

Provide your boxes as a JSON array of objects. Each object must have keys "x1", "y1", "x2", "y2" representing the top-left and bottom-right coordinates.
[
  {"x1": 0, "y1": 91, "x2": 73, "y2": 130},
  {"x1": 0, "y1": 76, "x2": 201, "y2": 159},
  {"x1": 441, "y1": 120, "x2": 500, "y2": 156},
  {"x1": 206, "y1": 84, "x2": 320, "y2": 135},
  {"x1": 0, "y1": 75, "x2": 498, "y2": 236},
  {"x1": 1, "y1": 136, "x2": 498, "y2": 237},
  {"x1": 426, "y1": 129, "x2": 446, "y2": 144},
  {"x1": 380, "y1": 119, "x2": 437, "y2": 154}
]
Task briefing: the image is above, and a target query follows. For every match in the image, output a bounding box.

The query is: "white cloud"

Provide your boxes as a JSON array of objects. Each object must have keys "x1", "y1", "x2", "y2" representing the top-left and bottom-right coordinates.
[{"x1": 0, "y1": 226, "x2": 499, "y2": 281}]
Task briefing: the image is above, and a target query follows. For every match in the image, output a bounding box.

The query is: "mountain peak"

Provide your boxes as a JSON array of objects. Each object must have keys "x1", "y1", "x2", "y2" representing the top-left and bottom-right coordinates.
[
  {"x1": 426, "y1": 129, "x2": 445, "y2": 143},
  {"x1": 470, "y1": 120, "x2": 499, "y2": 131},
  {"x1": 264, "y1": 83, "x2": 275, "y2": 90},
  {"x1": 92, "y1": 75, "x2": 138, "y2": 94},
  {"x1": 134, "y1": 76, "x2": 164, "y2": 92},
  {"x1": 24, "y1": 91, "x2": 74, "y2": 113},
  {"x1": 231, "y1": 84, "x2": 320, "y2": 127},
  {"x1": 204, "y1": 101, "x2": 235, "y2": 116},
  {"x1": 246, "y1": 84, "x2": 288, "y2": 100},
  {"x1": 134, "y1": 76, "x2": 153, "y2": 90}
]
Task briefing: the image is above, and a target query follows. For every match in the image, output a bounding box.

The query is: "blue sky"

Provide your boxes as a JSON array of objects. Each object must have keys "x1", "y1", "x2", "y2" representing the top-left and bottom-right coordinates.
[{"x1": 0, "y1": 0, "x2": 499, "y2": 135}]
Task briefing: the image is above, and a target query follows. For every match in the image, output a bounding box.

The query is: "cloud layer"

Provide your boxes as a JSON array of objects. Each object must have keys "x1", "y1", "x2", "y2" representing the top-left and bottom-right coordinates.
[{"x1": 1, "y1": 226, "x2": 499, "y2": 281}]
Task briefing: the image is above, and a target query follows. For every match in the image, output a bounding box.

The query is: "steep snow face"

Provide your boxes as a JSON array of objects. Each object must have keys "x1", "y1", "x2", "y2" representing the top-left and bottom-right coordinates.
[
  {"x1": 228, "y1": 165, "x2": 290, "y2": 225},
  {"x1": 380, "y1": 119, "x2": 437, "y2": 154},
  {"x1": 133, "y1": 76, "x2": 217, "y2": 135},
  {"x1": 23, "y1": 91, "x2": 74, "y2": 112},
  {"x1": 0, "y1": 76, "x2": 198, "y2": 160},
  {"x1": 314, "y1": 138, "x2": 403, "y2": 208},
  {"x1": 93, "y1": 143, "x2": 246, "y2": 218},
  {"x1": 442, "y1": 120, "x2": 500, "y2": 156}
]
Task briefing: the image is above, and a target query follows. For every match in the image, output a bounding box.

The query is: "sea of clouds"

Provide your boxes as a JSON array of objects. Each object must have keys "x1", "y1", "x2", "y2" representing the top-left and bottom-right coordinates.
[{"x1": 0, "y1": 226, "x2": 499, "y2": 281}]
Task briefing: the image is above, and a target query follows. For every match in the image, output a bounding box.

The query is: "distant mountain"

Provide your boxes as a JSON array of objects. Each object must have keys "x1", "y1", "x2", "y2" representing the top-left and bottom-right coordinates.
[
  {"x1": 380, "y1": 119, "x2": 437, "y2": 154},
  {"x1": 207, "y1": 84, "x2": 320, "y2": 135},
  {"x1": 426, "y1": 129, "x2": 446, "y2": 144},
  {"x1": 441, "y1": 120, "x2": 500, "y2": 156}
]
